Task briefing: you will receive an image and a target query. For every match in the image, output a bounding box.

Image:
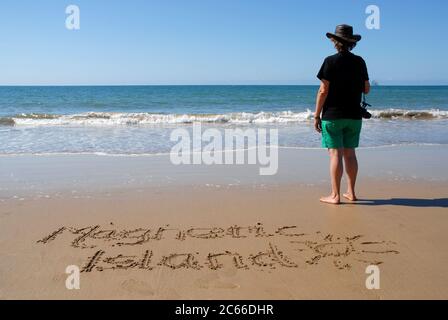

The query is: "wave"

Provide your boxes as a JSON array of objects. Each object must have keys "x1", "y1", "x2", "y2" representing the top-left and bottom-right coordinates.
[
  {"x1": 369, "y1": 109, "x2": 448, "y2": 119},
  {"x1": 1, "y1": 109, "x2": 448, "y2": 126}
]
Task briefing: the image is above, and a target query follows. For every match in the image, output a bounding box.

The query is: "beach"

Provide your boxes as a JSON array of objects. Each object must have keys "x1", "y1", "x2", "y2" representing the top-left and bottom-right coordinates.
[
  {"x1": 1, "y1": 146, "x2": 447, "y2": 299},
  {"x1": 1, "y1": 0, "x2": 448, "y2": 306}
]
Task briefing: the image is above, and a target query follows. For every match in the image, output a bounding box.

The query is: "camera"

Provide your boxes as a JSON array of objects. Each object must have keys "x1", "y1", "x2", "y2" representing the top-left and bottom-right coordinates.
[{"x1": 361, "y1": 100, "x2": 372, "y2": 119}]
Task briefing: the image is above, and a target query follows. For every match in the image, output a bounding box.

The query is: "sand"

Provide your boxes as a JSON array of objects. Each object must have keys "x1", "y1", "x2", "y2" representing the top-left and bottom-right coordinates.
[{"x1": 0, "y1": 146, "x2": 447, "y2": 299}]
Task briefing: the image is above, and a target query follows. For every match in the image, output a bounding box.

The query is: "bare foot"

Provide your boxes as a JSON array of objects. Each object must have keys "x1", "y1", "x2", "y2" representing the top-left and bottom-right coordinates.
[
  {"x1": 343, "y1": 193, "x2": 358, "y2": 201},
  {"x1": 320, "y1": 195, "x2": 340, "y2": 205}
]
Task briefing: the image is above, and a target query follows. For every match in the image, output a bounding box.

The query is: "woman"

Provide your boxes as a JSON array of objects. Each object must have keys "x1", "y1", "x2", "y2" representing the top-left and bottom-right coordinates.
[{"x1": 314, "y1": 24, "x2": 370, "y2": 204}]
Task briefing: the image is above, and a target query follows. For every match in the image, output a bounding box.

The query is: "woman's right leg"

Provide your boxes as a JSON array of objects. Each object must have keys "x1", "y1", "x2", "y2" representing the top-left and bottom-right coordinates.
[
  {"x1": 343, "y1": 148, "x2": 358, "y2": 201},
  {"x1": 320, "y1": 148, "x2": 344, "y2": 204}
]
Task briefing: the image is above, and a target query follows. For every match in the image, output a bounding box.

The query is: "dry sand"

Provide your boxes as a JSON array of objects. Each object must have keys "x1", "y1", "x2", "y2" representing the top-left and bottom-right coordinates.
[{"x1": 1, "y1": 182, "x2": 447, "y2": 299}]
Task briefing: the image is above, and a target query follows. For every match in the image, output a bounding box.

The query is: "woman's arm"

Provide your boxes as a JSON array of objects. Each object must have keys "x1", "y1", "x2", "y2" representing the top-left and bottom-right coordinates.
[
  {"x1": 364, "y1": 80, "x2": 370, "y2": 94},
  {"x1": 314, "y1": 79, "x2": 330, "y2": 133}
]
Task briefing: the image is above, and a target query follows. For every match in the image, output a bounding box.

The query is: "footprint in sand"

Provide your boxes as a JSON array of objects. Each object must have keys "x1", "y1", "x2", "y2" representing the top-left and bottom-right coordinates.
[
  {"x1": 121, "y1": 279, "x2": 155, "y2": 296},
  {"x1": 195, "y1": 272, "x2": 240, "y2": 289}
]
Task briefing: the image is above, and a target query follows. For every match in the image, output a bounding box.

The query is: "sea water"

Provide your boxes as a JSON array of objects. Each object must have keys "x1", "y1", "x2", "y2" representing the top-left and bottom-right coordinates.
[{"x1": 0, "y1": 85, "x2": 447, "y2": 155}]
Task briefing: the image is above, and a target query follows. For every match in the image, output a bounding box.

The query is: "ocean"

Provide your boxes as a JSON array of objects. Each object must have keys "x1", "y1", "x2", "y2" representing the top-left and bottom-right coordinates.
[{"x1": 0, "y1": 85, "x2": 447, "y2": 155}]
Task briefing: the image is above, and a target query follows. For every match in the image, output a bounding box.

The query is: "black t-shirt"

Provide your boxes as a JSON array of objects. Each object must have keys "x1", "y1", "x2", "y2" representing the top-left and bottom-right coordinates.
[{"x1": 317, "y1": 51, "x2": 369, "y2": 120}]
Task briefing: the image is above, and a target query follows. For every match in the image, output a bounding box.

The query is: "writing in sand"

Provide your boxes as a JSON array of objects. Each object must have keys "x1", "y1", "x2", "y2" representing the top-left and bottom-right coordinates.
[{"x1": 37, "y1": 223, "x2": 399, "y2": 273}]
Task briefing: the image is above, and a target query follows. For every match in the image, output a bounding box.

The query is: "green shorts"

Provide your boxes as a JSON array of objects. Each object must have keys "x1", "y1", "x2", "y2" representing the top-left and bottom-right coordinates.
[{"x1": 321, "y1": 119, "x2": 362, "y2": 149}]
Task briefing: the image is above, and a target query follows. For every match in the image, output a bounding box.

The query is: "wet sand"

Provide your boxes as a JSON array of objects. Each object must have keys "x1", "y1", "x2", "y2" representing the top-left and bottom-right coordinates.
[{"x1": 0, "y1": 146, "x2": 447, "y2": 299}]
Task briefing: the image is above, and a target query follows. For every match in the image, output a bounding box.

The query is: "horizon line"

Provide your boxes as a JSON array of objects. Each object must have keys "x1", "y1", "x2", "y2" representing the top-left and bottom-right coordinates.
[{"x1": 1, "y1": 83, "x2": 447, "y2": 87}]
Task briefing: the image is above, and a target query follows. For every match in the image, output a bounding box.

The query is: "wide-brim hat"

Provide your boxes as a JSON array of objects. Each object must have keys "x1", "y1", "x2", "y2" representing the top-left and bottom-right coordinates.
[{"x1": 326, "y1": 24, "x2": 361, "y2": 43}]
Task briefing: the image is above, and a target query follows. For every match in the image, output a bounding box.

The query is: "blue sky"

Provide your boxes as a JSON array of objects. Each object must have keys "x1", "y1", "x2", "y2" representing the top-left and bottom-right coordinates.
[{"x1": 0, "y1": 0, "x2": 447, "y2": 85}]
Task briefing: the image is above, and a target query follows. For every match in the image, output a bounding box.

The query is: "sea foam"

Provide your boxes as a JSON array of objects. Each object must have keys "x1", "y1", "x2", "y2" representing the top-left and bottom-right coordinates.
[{"x1": 1, "y1": 109, "x2": 447, "y2": 127}]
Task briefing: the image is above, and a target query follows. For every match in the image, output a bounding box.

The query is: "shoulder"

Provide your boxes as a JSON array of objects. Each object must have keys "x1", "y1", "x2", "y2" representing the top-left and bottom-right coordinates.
[
  {"x1": 352, "y1": 53, "x2": 367, "y2": 64},
  {"x1": 324, "y1": 53, "x2": 339, "y2": 63},
  {"x1": 320, "y1": 54, "x2": 339, "y2": 68}
]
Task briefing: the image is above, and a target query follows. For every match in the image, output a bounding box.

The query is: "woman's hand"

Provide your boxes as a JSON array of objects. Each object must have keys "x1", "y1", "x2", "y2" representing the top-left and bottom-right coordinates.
[
  {"x1": 314, "y1": 80, "x2": 328, "y2": 133},
  {"x1": 314, "y1": 117, "x2": 322, "y2": 133}
]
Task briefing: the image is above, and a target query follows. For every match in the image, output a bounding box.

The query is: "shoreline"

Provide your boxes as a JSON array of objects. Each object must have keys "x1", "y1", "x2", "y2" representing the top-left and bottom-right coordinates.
[
  {"x1": 0, "y1": 142, "x2": 446, "y2": 156},
  {"x1": 1, "y1": 145, "x2": 448, "y2": 200}
]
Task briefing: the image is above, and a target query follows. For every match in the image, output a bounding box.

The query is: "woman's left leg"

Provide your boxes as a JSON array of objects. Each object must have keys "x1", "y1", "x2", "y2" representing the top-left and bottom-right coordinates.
[{"x1": 343, "y1": 148, "x2": 358, "y2": 201}]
